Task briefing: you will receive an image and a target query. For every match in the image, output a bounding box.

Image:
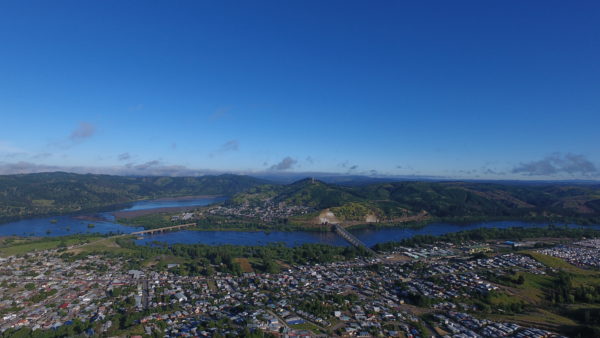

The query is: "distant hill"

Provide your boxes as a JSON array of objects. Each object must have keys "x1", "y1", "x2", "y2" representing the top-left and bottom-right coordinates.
[
  {"x1": 249, "y1": 172, "x2": 600, "y2": 186},
  {"x1": 2, "y1": 172, "x2": 600, "y2": 226},
  {"x1": 231, "y1": 178, "x2": 600, "y2": 225},
  {"x1": 0, "y1": 172, "x2": 268, "y2": 222},
  {"x1": 249, "y1": 173, "x2": 402, "y2": 185}
]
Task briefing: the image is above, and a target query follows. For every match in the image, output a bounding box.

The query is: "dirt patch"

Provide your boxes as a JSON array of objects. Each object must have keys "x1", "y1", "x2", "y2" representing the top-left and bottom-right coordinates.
[
  {"x1": 382, "y1": 254, "x2": 413, "y2": 263},
  {"x1": 67, "y1": 237, "x2": 121, "y2": 254},
  {"x1": 434, "y1": 327, "x2": 450, "y2": 336},
  {"x1": 276, "y1": 260, "x2": 291, "y2": 270},
  {"x1": 234, "y1": 258, "x2": 254, "y2": 273},
  {"x1": 315, "y1": 209, "x2": 340, "y2": 224}
]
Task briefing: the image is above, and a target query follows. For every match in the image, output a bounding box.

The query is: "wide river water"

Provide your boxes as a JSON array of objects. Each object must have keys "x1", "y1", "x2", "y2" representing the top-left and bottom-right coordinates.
[
  {"x1": 0, "y1": 196, "x2": 225, "y2": 237},
  {"x1": 1, "y1": 197, "x2": 598, "y2": 247}
]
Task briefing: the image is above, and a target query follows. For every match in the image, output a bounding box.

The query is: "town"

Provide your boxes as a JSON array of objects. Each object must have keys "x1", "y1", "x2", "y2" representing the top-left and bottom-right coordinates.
[
  {"x1": 204, "y1": 200, "x2": 315, "y2": 224},
  {"x1": 3, "y1": 234, "x2": 596, "y2": 337}
]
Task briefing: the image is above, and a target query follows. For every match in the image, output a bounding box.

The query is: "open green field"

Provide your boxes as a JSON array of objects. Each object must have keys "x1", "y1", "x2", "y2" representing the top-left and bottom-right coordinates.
[
  {"x1": 512, "y1": 272, "x2": 551, "y2": 304},
  {"x1": 523, "y1": 251, "x2": 600, "y2": 291},
  {"x1": 488, "y1": 291, "x2": 526, "y2": 307},
  {"x1": 487, "y1": 308, "x2": 578, "y2": 332},
  {"x1": 66, "y1": 236, "x2": 135, "y2": 255},
  {"x1": 483, "y1": 251, "x2": 600, "y2": 335},
  {"x1": 0, "y1": 236, "x2": 101, "y2": 256},
  {"x1": 524, "y1": 251, "x2": 600, "y2": 277},
  {"x1": 500, "y1": 252, "x2": 600, "y2": 307}
]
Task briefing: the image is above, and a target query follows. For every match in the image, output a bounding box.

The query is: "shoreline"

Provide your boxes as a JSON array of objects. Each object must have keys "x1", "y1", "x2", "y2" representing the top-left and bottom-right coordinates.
[
  {"x1": 0, "y1": 195, "x2": 226, "y2": 226},
  {"x1": 146, "y1": 195, "x2": 223, "y2": 202},
  {"x1": 113, "y1": 206, "x2": 204, "y2": 219}
]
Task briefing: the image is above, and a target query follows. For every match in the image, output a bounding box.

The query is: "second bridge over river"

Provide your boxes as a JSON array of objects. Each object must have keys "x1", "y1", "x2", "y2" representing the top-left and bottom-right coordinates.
[{"x1": 131, "y1": 223, "x2": 196, "y2": 236}]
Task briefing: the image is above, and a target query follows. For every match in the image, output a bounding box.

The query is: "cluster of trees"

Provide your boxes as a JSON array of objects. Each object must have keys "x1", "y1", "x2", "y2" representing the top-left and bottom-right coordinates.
[
  {"x1": 549, "y1": 271, "x2": 600, "y2": 304},
  {"x1": 1, "y1": 319, "x2": 91, "y2": 338},
  {"x1": 112, "y1": 238, "x2": 366, "y2": 275},
  {"x1": 483, "y1": 271, "x2": 525, "y2": 287},
  {"x1": 27, "y1": 289, "x2": 57, "y2": 303},
  {"x1": 569, "y1": 308, "x2": 600, "y2": 327},
  {"x1": 295, "y1": 296, "x2": 336, "y2": 319},
  {"x1": 292, "y1": 293, "x2": 359, "y2": 320}
]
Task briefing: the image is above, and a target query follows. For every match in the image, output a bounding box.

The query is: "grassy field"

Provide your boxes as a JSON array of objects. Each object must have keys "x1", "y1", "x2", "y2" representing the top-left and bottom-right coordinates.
[
  {"x1": 513, "y1": 272, "x2": 551, "y2": 303},
  {"x1": 0, "y1": 236, "x2": 100, "y2": 256},
  {"x1": 66, "y1": 236, "x2": 134, "y2": 255},
  {"x1": 500, "y1": 252, "x2": 600, "y2": 306},
  {"x1": 523, "y1": 251, "x2": 600, "y2": 277},
  {"x1": 486, "y1": 250, "x2": 600, "y2": 335},
  {"x1": 487, "y1": 308, "x2": 578, "y2": 331},
  {"x1": 523, "y1": 251, "x2": 600, "y2": 290},
  {"x1": 488, "y1": 291, "x2": 525, "y2": 307}
]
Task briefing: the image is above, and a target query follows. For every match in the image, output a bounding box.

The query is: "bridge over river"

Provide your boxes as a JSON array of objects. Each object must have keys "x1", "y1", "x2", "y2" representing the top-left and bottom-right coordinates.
[
  {"x1": 332, "y1": 224, "x2": 377, "y2": 256},
  {"x1": 131, "y1": 223, "x2": 196, "y2": 236}
]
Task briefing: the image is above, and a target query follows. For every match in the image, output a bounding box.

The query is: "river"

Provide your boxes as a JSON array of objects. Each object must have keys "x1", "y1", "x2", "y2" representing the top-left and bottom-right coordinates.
[
  {"x1": 0, "y1": 196, "x2": 224, "y2": 237},
  {"x1": 133, "y1": 221, "x2": 600, "y2": 247},
  {"x1": 0, "y1": 198, "x2": 598, "y2": 246}
]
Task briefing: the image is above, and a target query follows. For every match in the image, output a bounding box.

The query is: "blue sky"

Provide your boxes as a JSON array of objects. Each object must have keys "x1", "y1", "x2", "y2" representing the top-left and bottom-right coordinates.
[{"x1": 0, "y1": 1, "x2": 599, "y2": 179}]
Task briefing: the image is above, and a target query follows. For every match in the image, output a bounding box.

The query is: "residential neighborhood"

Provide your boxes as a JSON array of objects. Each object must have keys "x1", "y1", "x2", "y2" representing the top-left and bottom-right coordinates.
[
  {"x1": 538, "y1": 239, "x2": 600, "y2": 269},
  {"x1": 0, "y1": 238, "x2": 577, "y2": 337}
]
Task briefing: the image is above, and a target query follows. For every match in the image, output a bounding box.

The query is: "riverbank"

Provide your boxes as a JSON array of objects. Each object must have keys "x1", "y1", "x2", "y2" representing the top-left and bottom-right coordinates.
[
  {"x1": 113, "y1": 205, "x2": 204, "y2": 219},
  {"x1": 121, "y1": 213, "x2": 600, "y2": 234},
  {"x1": 129, "y1": 221, "x2": 600, "y2": 248},
  {"x1": 0, "y1": 195, "x2": 228, "y2": 226},
  {"x1": 148, "y1": 195, "x2": 222, "y2": 201},
  {"x1": 0, "y1": 196, "x2": 225, "y2": 237},
  {"x1": 344, "y1": 215, "x2": 600, "y2": 231}
]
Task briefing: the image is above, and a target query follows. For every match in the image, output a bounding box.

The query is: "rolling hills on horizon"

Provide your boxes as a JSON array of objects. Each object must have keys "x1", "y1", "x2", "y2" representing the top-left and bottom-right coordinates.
[
  {"x1": 230, "y1": 178, "x2": 600, "y2": 226},
  {"x1": 1, "y1": 172, "x2": 600, "y2": 225},
  {"x1": 0, "y1": 172, "x2": 268, "y2": 222}
]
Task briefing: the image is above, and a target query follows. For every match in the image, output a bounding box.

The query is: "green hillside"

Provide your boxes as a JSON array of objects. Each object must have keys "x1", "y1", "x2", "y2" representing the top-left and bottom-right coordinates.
[
  {"x1": 231, "y1": 179, "x2": 600, "y2": 224},
  {"x1": 0, "y1": 172, "x2": 267, "y2": 222},
  {"x1": 2, "y1": 172, "x2": 600, "y2": 226}
]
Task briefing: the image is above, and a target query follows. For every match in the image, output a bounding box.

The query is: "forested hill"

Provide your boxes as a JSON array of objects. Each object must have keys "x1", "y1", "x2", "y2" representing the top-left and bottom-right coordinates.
[
  {"x1": 2, "y1": 172, "x2": 600, "y2": 225},
  {"x1": 231, "y1": 179, "x2": 600, "y2": 225},
  {"x1": 0, "y1": 172, "x2": 267, "y2": 221}
]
